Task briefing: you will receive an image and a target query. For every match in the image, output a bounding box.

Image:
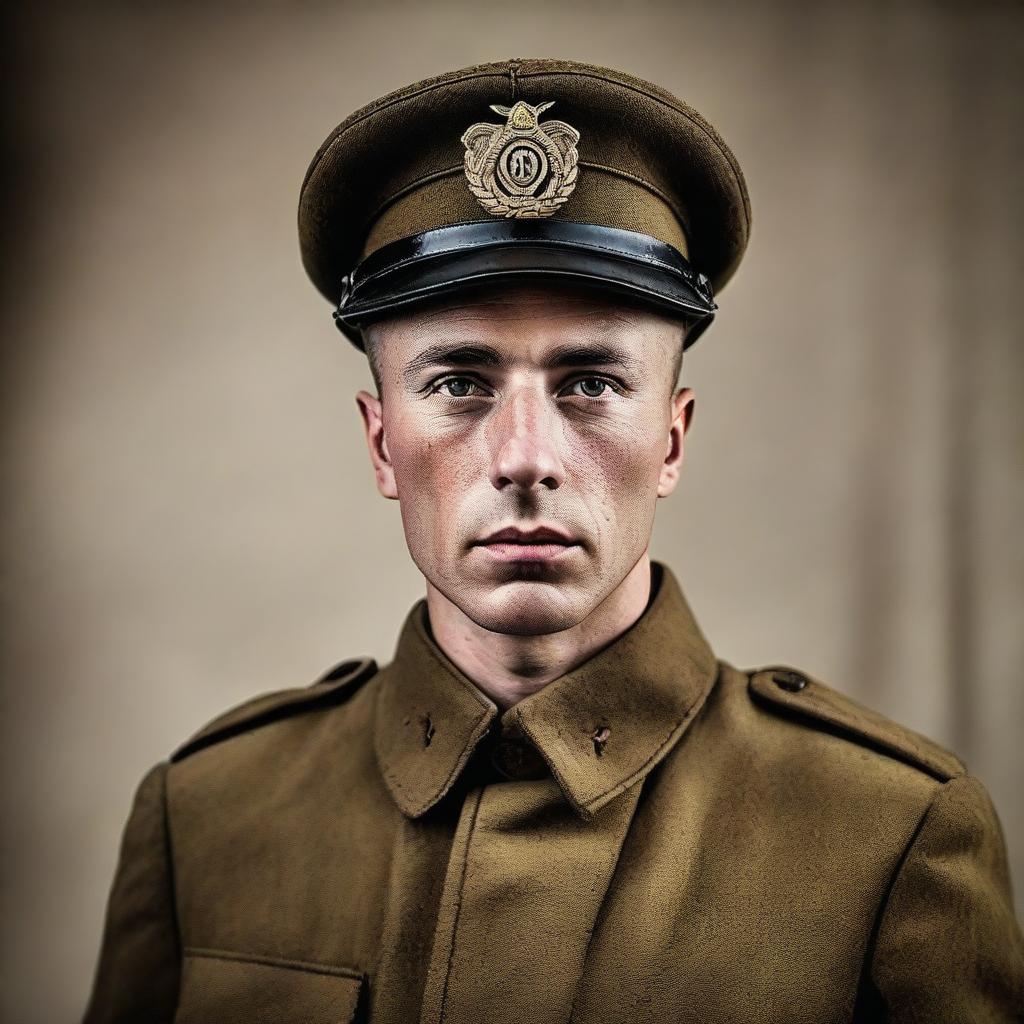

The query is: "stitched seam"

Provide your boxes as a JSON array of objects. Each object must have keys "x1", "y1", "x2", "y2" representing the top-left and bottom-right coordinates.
[
  {"x1": 364, "y1": 165, "x2": 465, "y2": 228},
  {"x1": 184, "y1": 946, "x2": 363, "y2": 979},
  {"x1": 586, "y1": 661, "x2": 715, "y2": 812},
  {"x1": 567, "y1": 782, "x2": 646, "y2": 1020},
  {"x1": 370, "y1": 674, "x2": 395, "y2": 789},
  {"x1": 382, "y1": 708, "x2": 492, "y2": 816},
  {"x1": 515, "y1": 705, "x2": 684, "y2": 817},
  {"x1": 361, "y1": 163, "x2": 688, "y2": 254},
  {"x1": 172, "y1": 660, "x2": 376, "y2": 763},
  {"x1": 586, "y1": 716, "x2": 684, "y2": 811},
  {"x1": 513, "y1": 708, "x2": 580, "y2": 811},
  {"x1": 800, "y1": 690, "x2": 962, "y2": 777},
  {"x1": 407, "y1": 712, "x2": 491, "y2": 815},
  {"x1": 579, "y1": 162, "x2": 689, "y2": 227},
  {"x1": 172, "y1": 691, "x2": 298, "y2": 758},
  {"x1": 856, "y1": 778, "x2": 950, "y2": 996},
  {"x1": 756, "y1": 678, "x2": 965, "y2": 782},
  {"x1": 548, "y1": 657, "x2": 714, "y2": 814},
  {"x1": 377, "y1": 626, "x2": 495, "y2": 814},
  {"x1": 437, "y1": 788, "x2": 484, "y2": 1021}
]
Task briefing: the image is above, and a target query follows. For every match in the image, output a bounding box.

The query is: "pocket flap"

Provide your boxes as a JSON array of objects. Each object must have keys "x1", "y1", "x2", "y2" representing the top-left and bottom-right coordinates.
[{"x1": 175, "y1": 950, "x2": 365, "y2": 1024}]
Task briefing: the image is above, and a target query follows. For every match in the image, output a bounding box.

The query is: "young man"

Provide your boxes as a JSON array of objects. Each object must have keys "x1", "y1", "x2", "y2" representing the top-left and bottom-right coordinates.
[{"x1": 83, "y1": 59, "x2": 1023, "y2": 1023}]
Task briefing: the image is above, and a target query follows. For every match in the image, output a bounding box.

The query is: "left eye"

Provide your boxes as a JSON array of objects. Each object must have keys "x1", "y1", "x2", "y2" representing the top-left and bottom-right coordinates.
[{"x1": 566, "y1": 377, "x2": 613, "y2": 398}]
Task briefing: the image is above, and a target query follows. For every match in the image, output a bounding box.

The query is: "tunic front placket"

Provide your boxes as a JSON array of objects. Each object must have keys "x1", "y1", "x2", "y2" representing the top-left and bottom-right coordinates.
[
  {"x1": 419, "y1": 765, "x2": 643, "y2": 1023},
  {"x1": 370, "y1": 563, "x2": 719, "y2": 1024}
]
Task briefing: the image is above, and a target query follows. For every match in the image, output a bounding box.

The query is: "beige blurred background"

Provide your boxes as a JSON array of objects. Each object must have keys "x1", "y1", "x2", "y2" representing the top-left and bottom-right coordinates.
[{"x1": 3, "y1": 1, "x2": 1022, "y2": 1020}]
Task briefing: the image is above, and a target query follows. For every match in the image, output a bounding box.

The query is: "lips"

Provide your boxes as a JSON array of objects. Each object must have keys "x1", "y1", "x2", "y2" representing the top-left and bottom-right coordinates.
[
  {"x1": 472, "y1": 525, "x2": 581, "y2": 565},
  {"x1": 475, "y1": 525, "x2": 577, "y2": 546}
]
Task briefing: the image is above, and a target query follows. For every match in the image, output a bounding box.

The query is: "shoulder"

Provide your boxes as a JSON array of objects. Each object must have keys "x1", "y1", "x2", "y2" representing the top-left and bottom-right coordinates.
[
  {"x1": 737, "y1": 662, "x2": 966, "y2": 783},
  {"x1": 168, "y1": 656, "x2": 379, "y2": 765}
]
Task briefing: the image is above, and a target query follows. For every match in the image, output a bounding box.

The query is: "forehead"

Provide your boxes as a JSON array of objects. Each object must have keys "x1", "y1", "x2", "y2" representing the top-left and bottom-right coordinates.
[{"x1": 369, "y1": 284, "x2": 682, "y2": 362}]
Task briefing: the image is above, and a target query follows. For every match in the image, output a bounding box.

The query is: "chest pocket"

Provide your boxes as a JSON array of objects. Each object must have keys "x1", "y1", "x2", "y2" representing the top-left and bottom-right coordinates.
[{"x1": 174, "y1": 950, "x2": 366, "y2": 1024}]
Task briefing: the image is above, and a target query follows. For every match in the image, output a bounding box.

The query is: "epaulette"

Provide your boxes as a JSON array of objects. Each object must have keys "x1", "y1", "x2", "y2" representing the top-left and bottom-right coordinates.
[
  {"x1": 748, "y1": 665, "x2": 965, "y2": 783},
  {"x1": 170, "y1": 656, "x2": 378, "y2": 764}
]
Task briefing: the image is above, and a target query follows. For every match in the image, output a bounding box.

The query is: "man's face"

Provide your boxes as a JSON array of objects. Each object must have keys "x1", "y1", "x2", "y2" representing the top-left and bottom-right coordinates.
[{"x1": 355, "y1": 285, "x2": 695, "y2": 636}]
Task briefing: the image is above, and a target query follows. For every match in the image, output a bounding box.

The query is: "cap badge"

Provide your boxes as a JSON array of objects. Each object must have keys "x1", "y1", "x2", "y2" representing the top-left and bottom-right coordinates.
[{"x1": 461, "y1": 101, "x2": 580, "y2": 218}]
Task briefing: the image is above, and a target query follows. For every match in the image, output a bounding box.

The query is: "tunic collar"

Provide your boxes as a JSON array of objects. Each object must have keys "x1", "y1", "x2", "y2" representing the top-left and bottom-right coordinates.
[{"x1": 372, "y1": 560, "x2": 719, "y2": 822}]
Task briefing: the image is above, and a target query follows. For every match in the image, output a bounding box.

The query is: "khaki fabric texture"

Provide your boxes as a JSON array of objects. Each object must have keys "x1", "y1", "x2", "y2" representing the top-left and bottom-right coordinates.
[
  {"x1": 362, "y1": 171, "x2": 691, "y2": 262},
  {"x1": 81, "y1": 562, "x2": 1024, "y2": 1023}
]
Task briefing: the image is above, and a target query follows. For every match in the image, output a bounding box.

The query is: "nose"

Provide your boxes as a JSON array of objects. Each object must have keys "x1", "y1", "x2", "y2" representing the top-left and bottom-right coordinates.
[{"x1": 487, "y1": 383, "x2": 566, "y2": 492}]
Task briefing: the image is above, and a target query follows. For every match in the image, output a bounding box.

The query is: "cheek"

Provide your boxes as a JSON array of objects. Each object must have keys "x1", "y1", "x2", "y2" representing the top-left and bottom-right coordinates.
[
  {"x1": 571, "y1": 417, "x2": 666, "y2": 512},
  {"x1": 389, "y1": 424, "x2": 478, "y2": 547}
]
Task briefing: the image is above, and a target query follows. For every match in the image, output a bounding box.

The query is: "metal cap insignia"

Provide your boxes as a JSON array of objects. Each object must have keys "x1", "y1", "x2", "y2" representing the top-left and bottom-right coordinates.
[{"x1": 461, "y1": 101, "x2": 580, "y2": 218}]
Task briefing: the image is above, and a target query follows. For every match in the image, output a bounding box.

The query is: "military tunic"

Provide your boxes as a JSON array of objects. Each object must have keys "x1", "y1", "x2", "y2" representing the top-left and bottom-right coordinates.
[{"x1": 83, "y1": 561, "x2": 1024, "y2": 1022}]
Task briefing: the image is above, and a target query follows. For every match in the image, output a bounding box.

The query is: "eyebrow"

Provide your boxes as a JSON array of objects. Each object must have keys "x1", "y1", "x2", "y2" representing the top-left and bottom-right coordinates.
[{"x1": 401, "y1": 341, "x2": 643, "y2": 388}]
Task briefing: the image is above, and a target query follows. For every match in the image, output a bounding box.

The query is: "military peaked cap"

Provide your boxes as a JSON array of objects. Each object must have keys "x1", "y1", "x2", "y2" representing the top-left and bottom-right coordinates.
[{"x1": 298, "y1": 58, "x2": 751, "y2": 352}]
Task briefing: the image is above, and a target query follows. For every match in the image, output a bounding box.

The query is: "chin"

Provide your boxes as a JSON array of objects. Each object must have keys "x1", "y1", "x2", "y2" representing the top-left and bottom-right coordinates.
[{"x1": 461, "y1": 579, "x2": 591, "y2": 637}]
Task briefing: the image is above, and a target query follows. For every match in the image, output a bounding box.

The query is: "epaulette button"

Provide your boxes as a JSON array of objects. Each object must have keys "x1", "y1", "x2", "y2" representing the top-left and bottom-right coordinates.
[{"x1": 772, "y1": 670, "x2": 808, "y2": 693}]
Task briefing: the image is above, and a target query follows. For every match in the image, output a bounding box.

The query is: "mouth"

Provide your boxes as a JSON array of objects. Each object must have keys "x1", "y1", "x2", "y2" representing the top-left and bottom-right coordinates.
[{"x1": 472, "y1": 524, "x2": 581, "y2": 563}]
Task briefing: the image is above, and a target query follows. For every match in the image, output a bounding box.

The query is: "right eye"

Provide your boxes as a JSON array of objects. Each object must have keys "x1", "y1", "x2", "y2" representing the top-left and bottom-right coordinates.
[{"x1": 430, "y1": 376, "x2": 488, "y2": 398}]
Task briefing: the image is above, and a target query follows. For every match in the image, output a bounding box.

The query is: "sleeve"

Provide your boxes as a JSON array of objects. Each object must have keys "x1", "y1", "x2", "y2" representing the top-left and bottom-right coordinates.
[
  {"x1": 82, "y1": 761, "x2": 182, "y2": 1023},
  {"x1": 869, "y1": 772, "x2": 1024, "y2": 1022}
]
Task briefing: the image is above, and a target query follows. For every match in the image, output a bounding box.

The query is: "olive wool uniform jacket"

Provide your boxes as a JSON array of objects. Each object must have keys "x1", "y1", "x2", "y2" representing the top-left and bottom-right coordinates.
[{"x1": 83, "y1": 561, "x2": 1024, "y2": 1023}]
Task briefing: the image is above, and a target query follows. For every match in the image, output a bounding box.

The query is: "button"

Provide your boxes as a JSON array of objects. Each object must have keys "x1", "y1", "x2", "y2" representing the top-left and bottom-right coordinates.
[
  {"x1": 489, "y1": 723, "x2": 549, "y2": 781},
  {"x1": 491, "y1": 739, "x2": 548, "y2": 780},
  {"x1": 772, "y1": 669, "x2": 808, "y2": 693}
]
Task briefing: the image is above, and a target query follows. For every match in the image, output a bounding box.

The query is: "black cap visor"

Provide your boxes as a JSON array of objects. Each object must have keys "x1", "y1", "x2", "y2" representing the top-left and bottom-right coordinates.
[{"x1": 333, "y1": 221, "x2": 717, "y2": 352}]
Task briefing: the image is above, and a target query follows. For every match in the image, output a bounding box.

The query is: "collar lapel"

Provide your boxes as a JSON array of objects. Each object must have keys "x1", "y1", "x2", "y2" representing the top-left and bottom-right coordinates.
[
  {"x1": 373, "y1": 561, "x2": 718, "y2": 821},
  {"x1": 372, "y1": 599, "x2": 498, "y2": 818}
]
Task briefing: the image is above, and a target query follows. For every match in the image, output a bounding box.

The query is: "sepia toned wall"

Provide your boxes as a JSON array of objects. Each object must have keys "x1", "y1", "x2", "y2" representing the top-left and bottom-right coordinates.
[{"x1": 3, "y1": 1, "x2": 1022, "y2": 1020}]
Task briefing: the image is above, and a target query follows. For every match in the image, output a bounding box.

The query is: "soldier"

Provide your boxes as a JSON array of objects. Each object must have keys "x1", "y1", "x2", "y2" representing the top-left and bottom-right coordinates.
[{"x1": 83, "y1": 59, "x2": 1024, "y2": 1023}]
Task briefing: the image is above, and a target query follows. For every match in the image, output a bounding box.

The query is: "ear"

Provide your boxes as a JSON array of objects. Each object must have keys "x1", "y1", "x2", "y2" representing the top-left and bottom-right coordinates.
[
  {"x1": 657, "y1": 386, "x2": 695, "y2": 498},
  {"x1": 355, "y1": 390, "x2": 398, "y2": 500},
  {"x1": 489, "y1": 104, "x2": 512, "y2": 116}
]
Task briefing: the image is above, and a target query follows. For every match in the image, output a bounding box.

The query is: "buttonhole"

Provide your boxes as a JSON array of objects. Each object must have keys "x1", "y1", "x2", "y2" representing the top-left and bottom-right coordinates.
[
  {"x1": 592, "y1": 725, "x2": 611, "y2": 757},
  {"x1": 421, "y1": 713, "x2": 435, "y2": 747}
]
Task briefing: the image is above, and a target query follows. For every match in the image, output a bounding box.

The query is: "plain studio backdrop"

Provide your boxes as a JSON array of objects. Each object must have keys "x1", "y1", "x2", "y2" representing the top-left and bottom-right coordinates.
[{"x1": 3, "y1": 1, "x2": 1022, "y2": 1020}]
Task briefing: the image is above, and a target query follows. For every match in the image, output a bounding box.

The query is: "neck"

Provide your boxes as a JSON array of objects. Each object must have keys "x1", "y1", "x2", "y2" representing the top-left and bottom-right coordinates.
[{"x1": 423, "y1": 551, "x2": 654, "y2": 711}]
